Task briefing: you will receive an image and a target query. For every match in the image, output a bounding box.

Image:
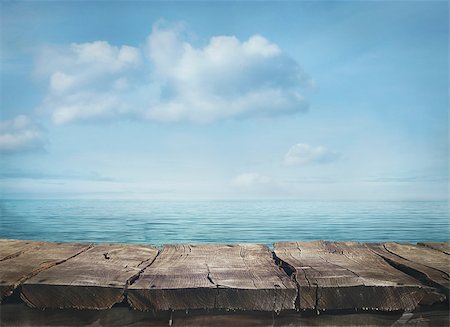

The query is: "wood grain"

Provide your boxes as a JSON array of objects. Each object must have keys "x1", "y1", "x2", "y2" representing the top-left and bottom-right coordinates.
[
  {"x1": 369, "y1": 242, "x2": 449, "y2": 295},
  {"x1": 21, "y1": 243, "x2": 158, "y2": 309},
  {"x1": 128, "y1": 244, "x2": 297, "y2": 312},
  {"x1": 418, "y1": 242, "x2": 450, "y2": 255},
  {"x1": 274, "y1": 241, "x2": 446, "y2": 312},
  {"x1": 0, "y1": 241, "x2": 90, "y2": 301},
  {"x1": 2, "y1": 239, "x2": 449, "y2": 314},
  {"x1": 0, "y1": 239, "x2": 43, "y2": 262},
  {"x1": 384, "y1": 243, "x2": 449, "y2": 275}
]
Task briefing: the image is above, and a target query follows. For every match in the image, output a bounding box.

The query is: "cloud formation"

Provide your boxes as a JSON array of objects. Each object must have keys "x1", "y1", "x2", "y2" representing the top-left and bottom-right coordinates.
[
  {"x1": 0, "y1": 115, "x2": 46, "y2": 154},
  {"x1": 145, "y1": 21, "x2": 310, "y2": 123},
  {"x1": 36, "y1": 21, "x2": 311, "y2": 124},
  {"x1": 284, "y1": 143, "x2": 338, "y2": 166},
  {"x1": 36, "y1": 41, "x2": 141, "y2": 124}
]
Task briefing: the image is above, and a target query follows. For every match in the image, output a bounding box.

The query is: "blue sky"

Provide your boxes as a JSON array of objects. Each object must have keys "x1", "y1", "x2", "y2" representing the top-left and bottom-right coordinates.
[{"x1": 0, "y1": 1, "x2": 448, "y2": 200}]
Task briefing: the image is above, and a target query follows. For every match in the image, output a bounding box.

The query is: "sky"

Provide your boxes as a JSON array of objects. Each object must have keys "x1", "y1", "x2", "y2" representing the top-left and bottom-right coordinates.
[{"x1": 0, "y1": 1, "x2": 448, "y2": 200}]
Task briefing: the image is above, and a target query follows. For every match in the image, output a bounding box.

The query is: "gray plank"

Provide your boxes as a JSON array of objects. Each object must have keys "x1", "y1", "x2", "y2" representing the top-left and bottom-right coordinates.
[
  {"x1": 0, "y1": 241, "x2": 90, "y2": 301},
  {"x1": 128, "y1": 244, "x2": 297, "y2": 312},
  {"x1": 21, "y1": 243, "x2": 159, "y2": 309},
  {"x1": 274, "y1": 241, "x2": 445, "y2": 312}
]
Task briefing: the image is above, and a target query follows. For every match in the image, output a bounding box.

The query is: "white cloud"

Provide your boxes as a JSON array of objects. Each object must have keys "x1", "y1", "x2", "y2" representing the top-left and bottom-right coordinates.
[
  {"x1": 284, "y1": 143, "x2": 338, "y2": 166},
  {"x1": 145, "y1": 22, "x2": 309, "y2": 123},
  {"x1": 35, "y1": 20, "x2": 311, "y2": 125},
  {"x1": 50, "y1": 72, "x2": 77, "y2": 92},
  {"x1": 37, "y1": 41, "x2": 141, "y2": 80},
  {"x1": 42, "y1": 43, "x2": 140, "y2": 93},
  {"x1": 0, "y1": 115, "x2": 46, "y2": 154},
  {"x1": 36, "y1": 41, "x2": 142, "y2": 124},
  {"x1": 231, "y1": 172, "x2": 280, "y2": 191},
  {"x1": 43, "y1": 92, "x2": 132, "y2": 125}
]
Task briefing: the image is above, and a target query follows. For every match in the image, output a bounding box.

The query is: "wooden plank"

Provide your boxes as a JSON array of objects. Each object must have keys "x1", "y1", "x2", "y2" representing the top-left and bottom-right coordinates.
[
  {"x1": 274, "y1": 241, "x2": 446, "y2": 312},
  {"x1": 369, "y1": 242, "x2": 449, "y2": 294},
  {"x1": 128, "y1": 244, "x2": 297, "y2": 312},
  {"x1": 21, "y1": 243, "x2": 158, "y2": 310},
  {"x1": 0, "y1": 241, "x2": 90, "y2": 301},
  {"x1": 418, "y1": 242, "x2": 450, "y2": 255},
  {"x1": 0, "y1": 239, "x2": 42, "y2": 262}
]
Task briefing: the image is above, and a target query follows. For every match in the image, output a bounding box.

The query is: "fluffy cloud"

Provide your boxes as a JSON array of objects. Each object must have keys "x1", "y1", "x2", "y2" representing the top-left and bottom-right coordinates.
[
  {"x1": 284, "y1": 143, "x2": 338, "y2": 166},
  {"x1": 36, "y1": 21, "x2": 311, "y2": 124},
  {"x1": 145, "y1": 22, "x2": 310, "y2": 123},
  {"x1": 37, "y1": 41, "x2": 141, "y2": 87},
  {"x1": 36, "y1": 41, "x2": 142, "y2": 124},
  {"x1": 0, "y1": 115, "x2": 46, "y2": 154}
]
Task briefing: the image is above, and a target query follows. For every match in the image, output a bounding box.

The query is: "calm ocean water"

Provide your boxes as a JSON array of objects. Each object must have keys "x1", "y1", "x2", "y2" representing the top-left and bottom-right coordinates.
[{"x1": 0, "y1": 199, "x2": 448, "y2": 245}]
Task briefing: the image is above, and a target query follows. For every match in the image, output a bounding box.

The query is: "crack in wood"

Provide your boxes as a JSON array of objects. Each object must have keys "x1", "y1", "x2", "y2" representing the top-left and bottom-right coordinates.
[
  {"x1": 314, "y1": 283, "x2": 320, "y2": 314},
  {"x1": 273, "y1": 241, "x2": 448, "y2": 313},
  {"x1": 382, "y1": 244, "x2": 450, "y2": 280},
  {"x1": 417, "y1": 243, "x2": 450, "y2": 255},
  {"x1": 0, "y1": 251, "x2": 27, "y2": 262},
  {"x1": 16, "y1": 244, "x2": 94, "y2": 306},
  {"x1": 205, "y1": 263, "x2": 216, "y2": 287},
  {"x1": 271, "y1": 249, "x2": 301, "y2": 311},
  {"x1": 127, "y1": 249, "x2": 161, "y2": 288},
  {"x1": 204, "y1": 261, "x2": 220, "y2": 310},
  {"x1": 369, "y1": 247, "x2": 449, "y2": 298},
  {"x1": 23, "y1": 244, "x2": 93, "y2": 282},
  {"x1": 272, "y1": 284, "x2": 279, "y2": 313}
]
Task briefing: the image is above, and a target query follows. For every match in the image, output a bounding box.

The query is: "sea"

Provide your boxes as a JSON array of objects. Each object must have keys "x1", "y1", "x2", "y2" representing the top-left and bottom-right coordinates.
[{"x1": 0, "y1": 199, "x2": 448, "y2": 245}]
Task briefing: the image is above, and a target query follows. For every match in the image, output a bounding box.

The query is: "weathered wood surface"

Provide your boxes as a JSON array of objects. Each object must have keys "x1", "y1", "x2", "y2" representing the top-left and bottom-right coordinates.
[
  {"x1": 128, "y1": 244, "x2": 297, "y2": 312},
  {"x1": 0, "y1": 241, "x2": 90, "y2": 301},
  {"x1": 273, "y1": 241, "x2": 446, "y2": 312},
  {"x1": 382, "y1": 243, "x2": 449, "y2": 275},
  {"x1": 418, "y1": 242, "x2": 450, "y2": 255},
  {"x1": 21, "y1": 243, "x2": 158, "y2": 309},
  {"x1": 1, "y1": 239, "x2": 449, "y2": 314},
  {"x1": 0, "y1": 239, "x2": 43, "y2": 261},
  {"x1": 369, "y1": 242, "x2": 449, "y2": 295}
]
